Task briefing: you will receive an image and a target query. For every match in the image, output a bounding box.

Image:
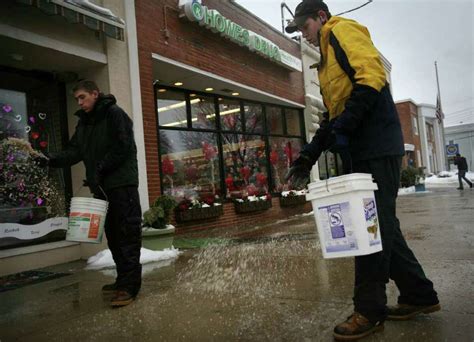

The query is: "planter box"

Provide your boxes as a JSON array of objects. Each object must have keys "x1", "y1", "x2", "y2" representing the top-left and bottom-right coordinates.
[
  {"x1": 279, "y1": 195, "x2": 307, "y2": 207},
  {"x1": 415, "y1": 184, "x2": 426, "y2": 192},
  {"x1": 175, "y1": 205, "x2": 223, "y2": 223},
  {"x1": 234, "y1": 200, "x2": 272, "y2": 213},
  {"x1": 142, "y1": 226, "x2": 175, "y2": 251}
]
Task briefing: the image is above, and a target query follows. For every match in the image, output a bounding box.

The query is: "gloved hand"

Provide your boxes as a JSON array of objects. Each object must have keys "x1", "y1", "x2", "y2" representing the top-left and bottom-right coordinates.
[
  {"x1": 32, "y1": 153, "x2": 49, "y2": 168},
  {"x1": 284, "y1": 153, "x2": 313, "y2": 189}
]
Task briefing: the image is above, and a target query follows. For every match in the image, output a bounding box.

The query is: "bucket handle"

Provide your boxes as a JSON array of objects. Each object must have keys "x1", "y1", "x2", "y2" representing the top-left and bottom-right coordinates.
[
  {"x1": 323, "y1": 150, "x2": 353, "y2": 192},
  {"x1": 77, "y1": 182, "x2": 109, "y2": 202}
]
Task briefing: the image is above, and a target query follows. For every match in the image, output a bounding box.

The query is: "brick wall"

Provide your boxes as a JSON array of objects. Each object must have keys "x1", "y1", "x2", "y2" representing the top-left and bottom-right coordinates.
[
  {"x1": 396, "y1": 101, "x2": 422, "y2": 168},
  {"x1": 136, "y1": 0, "x2": 307, "y2": 232}
]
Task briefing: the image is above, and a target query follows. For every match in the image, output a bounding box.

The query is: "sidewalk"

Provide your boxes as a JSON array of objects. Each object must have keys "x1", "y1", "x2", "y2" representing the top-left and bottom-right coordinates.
[{"x1": 0, "y1": 188, "x2": 473, "y2": 341}]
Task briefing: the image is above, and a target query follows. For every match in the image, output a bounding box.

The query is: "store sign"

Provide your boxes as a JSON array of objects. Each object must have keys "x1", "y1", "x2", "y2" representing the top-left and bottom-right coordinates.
[
  {"x1": 180, "y1": 0, "x2": 302, "y2": 72},
  {"x1": 0, "y1": 217, "x2": 68, "y2": 240}
]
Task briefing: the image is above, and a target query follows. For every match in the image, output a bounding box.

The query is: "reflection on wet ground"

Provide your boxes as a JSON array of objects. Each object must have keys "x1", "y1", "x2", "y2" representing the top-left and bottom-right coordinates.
[{"x1": 0, "y1": 188, "x2": 473, "y2": 341}]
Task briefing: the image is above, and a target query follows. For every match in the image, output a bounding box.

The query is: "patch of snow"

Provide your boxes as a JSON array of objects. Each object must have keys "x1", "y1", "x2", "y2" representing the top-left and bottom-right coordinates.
[
  {"x1": 425, "y1": 171, "x2": 474, "y2": 188},
  {"x1": 86, "y1": 247, "x2": 180, "y2": 270},
  {"x1": 398, "y1": 186, "x2": 416, "y2": 195}
]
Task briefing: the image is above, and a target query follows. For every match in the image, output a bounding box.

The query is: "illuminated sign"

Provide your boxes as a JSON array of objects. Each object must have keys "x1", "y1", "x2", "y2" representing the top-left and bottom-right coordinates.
[{"x1": 180, "y1": 0, "x2": 302, "y2": 72}]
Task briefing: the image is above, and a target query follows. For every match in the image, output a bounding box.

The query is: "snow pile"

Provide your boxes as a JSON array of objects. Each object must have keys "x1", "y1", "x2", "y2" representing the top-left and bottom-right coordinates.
[
  {"x1": 86, "y1": 247, "x2": 180, "y2": 270},
  {"x1": 398, "y1": 186, "x2": 416, "y2": 195},
  {"x1": 425, "y1": 171, "x2": 474, "y2": 188}
]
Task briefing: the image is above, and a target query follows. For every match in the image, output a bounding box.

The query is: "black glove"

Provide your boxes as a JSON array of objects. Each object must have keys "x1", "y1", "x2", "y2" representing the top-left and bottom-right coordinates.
[
  {"x1": 284, "y1": 153, "x2": 314, "y2": 189},
  {"x1": 33, "y1": 153, "x2": 49, "y2": 168}
]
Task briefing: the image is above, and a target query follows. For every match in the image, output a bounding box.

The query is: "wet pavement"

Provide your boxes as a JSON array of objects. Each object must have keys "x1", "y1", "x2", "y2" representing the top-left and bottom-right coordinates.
[{"x1": 0, "y1": 188, "x2": 473, "y2": 341}]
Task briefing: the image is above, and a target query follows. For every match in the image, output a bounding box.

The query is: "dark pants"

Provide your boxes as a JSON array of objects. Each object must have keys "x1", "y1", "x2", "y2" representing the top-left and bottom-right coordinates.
[
  {"x1": 97, "y1": 186, "x2": 142, "y2": 296},
  {"x1": 458, "y1": 170, "x2": 472, "y2": 189},
  {"x1": 351, "y1": 156, "x2": 438, "y2": 323}
]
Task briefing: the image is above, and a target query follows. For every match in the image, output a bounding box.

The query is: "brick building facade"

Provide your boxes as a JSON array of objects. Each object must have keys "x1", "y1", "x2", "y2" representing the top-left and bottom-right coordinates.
[
  {"x1": 395, "y1": 100, "x2": 423, "y2": 168},
  {"x1": 135, "y1": 0, "x2": 310, "y2": 233}
]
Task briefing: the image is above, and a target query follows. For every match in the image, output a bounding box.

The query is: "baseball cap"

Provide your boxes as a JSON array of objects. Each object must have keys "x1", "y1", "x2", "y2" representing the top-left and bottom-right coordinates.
[{"x1": 285, "y1": 0, "x2": 329, "y2": 33}]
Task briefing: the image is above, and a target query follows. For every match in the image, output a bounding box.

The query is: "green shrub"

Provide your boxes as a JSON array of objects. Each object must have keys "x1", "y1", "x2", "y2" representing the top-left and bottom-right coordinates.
[
  {"x1": 400, "y1": 166, "x2": 418, "y2": 187},
  {"x1": 142, "y1": 195, "x2": 177, "y2": 229}
]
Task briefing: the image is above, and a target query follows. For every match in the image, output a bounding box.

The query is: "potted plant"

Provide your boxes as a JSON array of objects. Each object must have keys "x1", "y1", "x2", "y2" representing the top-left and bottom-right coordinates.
[
  {"x1": 279, "y1": 190, "x2": 307, "y2": 207},
  {"x1": 175, "y1": 195, "x2": 223, "y2": 223},
  {"x1": 415, "y1": 167, "x2": 426, "y2": 192},
  {"x1": 234, "y1": 193, "x2": 272, "y2": 213},
  {"x1": 142, "y1": 195, "x2": 177, "y2": 251}
]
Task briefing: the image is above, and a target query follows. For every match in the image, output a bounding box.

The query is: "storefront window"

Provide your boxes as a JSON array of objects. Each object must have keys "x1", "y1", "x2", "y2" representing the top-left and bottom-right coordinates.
[
  {"x1": 155, "y1": 86, "x2": 304, "y2": 200},
  {"x1": 219, "y1": 98, "x2": 242, "y2": 131},
  {"x1": 266, "y1": 106, "x2": 283, "y2": 134},
  {"x1": 157, "y1": 89, "x2": 187, "y2": 128},
  {"x1": 269, "y1": 137, "x2": 303, "y2": 192},
  {"x1": 190, "y1": 94, "x2": 216, "y2": 130},
  {"x1": 159, "y1": 130, "x2": 221, "y2": 201},
  {"x1": 285, "y1": 108, "x2": 302, "y2": 136},
  {"x1": 1, "y1": 70, "x2": 69, "y2": 249},
  {"x1": 244, "y1": 102, "x2": 264, "y2": 133},
  {"x1": 222, "y1": 134, "x2": 268, "y2": 198}
]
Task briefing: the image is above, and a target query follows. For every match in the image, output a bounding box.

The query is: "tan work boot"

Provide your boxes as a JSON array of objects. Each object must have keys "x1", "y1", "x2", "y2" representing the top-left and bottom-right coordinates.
[
  {"x1": 111, "y1": 290, "x2": 135, "y2": 307},
  {"x1": 333, "y1": 312, "x2": 384, "y2": 341},
  {"x1": 387, "y1": 303, "x2": 441, "y2": 321}
]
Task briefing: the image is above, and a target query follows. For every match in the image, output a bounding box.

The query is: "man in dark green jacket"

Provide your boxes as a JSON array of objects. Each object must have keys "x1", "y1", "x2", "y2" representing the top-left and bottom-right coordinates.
[{"x1": 48, "y1": 80, "x2": 142, "y2": 307}]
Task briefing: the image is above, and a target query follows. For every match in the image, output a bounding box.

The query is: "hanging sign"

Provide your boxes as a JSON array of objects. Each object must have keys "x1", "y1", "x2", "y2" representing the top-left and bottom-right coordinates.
[{"x1": 180, "y1": 0, "x2": 302, "y2": 72}]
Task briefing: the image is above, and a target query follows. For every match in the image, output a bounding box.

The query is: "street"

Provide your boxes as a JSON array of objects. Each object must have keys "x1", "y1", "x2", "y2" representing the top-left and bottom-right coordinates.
[{"x1": 0, "y1": 188, "x2": 473, "y2": 342}]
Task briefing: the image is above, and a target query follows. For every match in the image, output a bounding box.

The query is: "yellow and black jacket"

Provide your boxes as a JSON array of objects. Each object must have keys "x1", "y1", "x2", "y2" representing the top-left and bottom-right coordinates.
[{"x1": 304, "y1": 16, "x2": 404, "y2": 162}]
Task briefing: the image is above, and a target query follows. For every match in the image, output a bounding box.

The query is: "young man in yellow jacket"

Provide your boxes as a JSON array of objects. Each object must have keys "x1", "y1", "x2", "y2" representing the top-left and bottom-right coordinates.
[{"x1": 285, "y1": 0, "x2": 440, "y2": 340}]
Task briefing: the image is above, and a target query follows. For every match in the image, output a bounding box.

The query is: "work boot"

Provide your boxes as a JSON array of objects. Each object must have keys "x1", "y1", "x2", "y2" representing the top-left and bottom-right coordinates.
[
  {"x1": 102, "y1": 283, "x2": 117, "y2": 295},
  {"x1": 333, "y1": 312, "x2": 384, "y2": 341},
  {"x1": 101, "y1": 283, "x2": 117, "y2": 295},
  {"x1": 387, "y1": 303, "x2": 441, "y2": 321},
  {"x1": 111, "y1": 290, "x2": 135, "y2": 307}
]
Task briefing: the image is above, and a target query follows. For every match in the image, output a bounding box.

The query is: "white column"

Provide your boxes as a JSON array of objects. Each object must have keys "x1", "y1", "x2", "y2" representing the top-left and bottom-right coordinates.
[{"x1": 125, "y1": 0, "x2": 149, "y2": 211}]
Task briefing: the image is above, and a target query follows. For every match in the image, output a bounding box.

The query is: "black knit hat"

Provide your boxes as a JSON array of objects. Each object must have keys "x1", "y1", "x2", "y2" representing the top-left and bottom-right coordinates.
[{"x1": 285, "y1": 0, "x2": 329, "y2": 33}]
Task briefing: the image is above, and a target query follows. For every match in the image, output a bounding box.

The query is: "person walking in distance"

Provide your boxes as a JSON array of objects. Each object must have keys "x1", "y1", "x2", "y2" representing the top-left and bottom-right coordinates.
[
  {"x1": 454, "y1": 153, "x2": 473, "y2": 190},
  {"x1": 284, "y1": 1, "x2": 440, "y2": 340},
  {"x1": 45, "y1": 80, "x2": 142, "y2": 307}
]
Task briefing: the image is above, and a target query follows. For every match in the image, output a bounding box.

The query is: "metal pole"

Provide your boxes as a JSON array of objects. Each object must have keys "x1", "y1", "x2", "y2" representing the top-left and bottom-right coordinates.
[{"x1": 435, "y1": 61, "x2": 448, "y2": 171}]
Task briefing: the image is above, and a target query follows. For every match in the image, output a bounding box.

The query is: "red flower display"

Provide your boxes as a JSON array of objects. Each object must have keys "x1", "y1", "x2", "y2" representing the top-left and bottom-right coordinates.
[
  {"x1": 256, "y1": 172, "x2": 267, "y2": 186},
  {"x1": 270, "y1": 150, "x2": 279, "y2": 165},
  {"x1": 202, "y1": 141, "x2": 217, "y2": 161},
  {"x1": 225, "y1": 176, "x2": 235, "y2": 191},
  {"x1": 185, "y1": 164, "x2": 198, "y2": 181},
  {"x1": 284, "y1": 142, "x2": 293, "y2": 165},
  {"x1": 162, "y1": 156, "x2": 174, "y2": 175},
  {"x1": 247, "y1": 184, "x2": 257, "y2": 196},
  {"x1": 239, "y1": 166, "x2": 251, "y2": 181}
]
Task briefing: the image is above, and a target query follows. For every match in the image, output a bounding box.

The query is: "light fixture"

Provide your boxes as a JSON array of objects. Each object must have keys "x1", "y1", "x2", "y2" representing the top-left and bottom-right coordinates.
[
  {"x1": 205, "y1": 87, "x2": 214, "y2": 92},
  {"x1": 158, "y1": 98, "x2": 201, "y2": 113},
  {"x1": 174, "y1": 82, "x2": 183, "y2": 86},
  {"x1": 190, "y1": 93, "x2": 196, "y2": 97},
  {"x1": 232, "y1": 92, "x2": 240, "y2": 96},
  {"x1": 158, "y1": 88, "x2": 167, "y2": 93}
]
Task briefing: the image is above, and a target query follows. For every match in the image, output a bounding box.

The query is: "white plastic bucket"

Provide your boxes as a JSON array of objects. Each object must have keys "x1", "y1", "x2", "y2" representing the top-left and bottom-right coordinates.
[
  {"x1": 305, "y1": 173, "x2": 382, "y2": 259},
  {"x1": 66, "y1": 197, "x2": 108, "y2": 243}
]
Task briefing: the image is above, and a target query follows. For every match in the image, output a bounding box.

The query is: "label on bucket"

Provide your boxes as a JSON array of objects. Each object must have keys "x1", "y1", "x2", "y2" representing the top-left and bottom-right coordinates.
[
  {"x1": 363, "y1": 198, "x2": 381, "y2": 246},
  {"x1": 318, "y1": 202, "x2": 358, "y2": 253},
  {"x1": 68, "y1": 212, "x2": 102, "y2": 240}
]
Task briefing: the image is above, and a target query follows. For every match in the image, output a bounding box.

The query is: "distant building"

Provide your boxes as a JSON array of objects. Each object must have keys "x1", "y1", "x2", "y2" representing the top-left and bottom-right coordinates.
[
  {"x1": 445, "y1": 123, "x2": 474, "y2": 171},
  {"x1": 396, "y1": 100, "x2": 446, "y2": 173}
]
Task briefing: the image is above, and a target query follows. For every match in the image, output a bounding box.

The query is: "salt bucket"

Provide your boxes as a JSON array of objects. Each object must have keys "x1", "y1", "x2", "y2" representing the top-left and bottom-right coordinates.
[
  {"x1": 305, "y1": 173, "x2": 382, "y2": 259},
  {"x1": 66, "y1": 197, "x2": 108, "y2": 243}
]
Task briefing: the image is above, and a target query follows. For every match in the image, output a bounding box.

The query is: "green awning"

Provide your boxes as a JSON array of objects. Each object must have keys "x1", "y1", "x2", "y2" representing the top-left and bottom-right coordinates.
[{"x1": 16, "y1": 0, "x2": 125, "y2": 41}]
